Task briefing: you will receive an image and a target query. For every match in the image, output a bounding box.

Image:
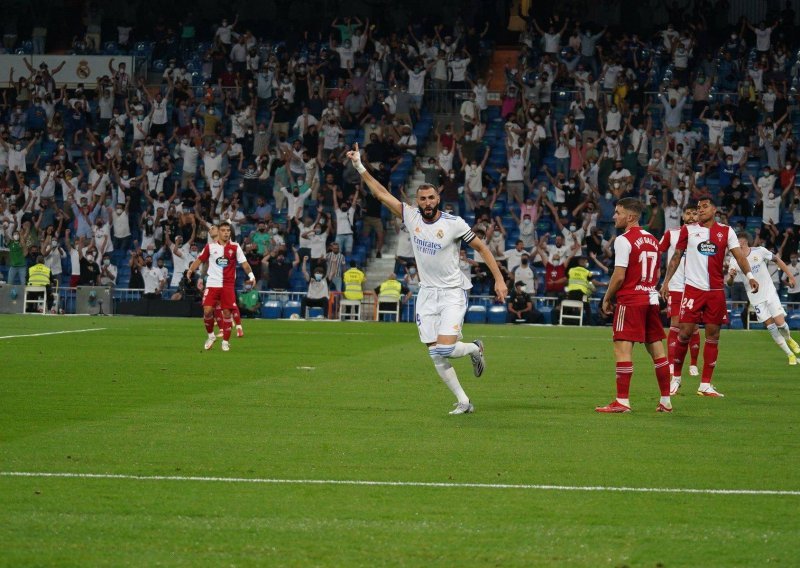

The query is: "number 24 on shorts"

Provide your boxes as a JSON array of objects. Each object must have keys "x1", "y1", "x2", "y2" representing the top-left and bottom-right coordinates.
[{"x1": 681, "y1": 297, "x2": 694, "y2": 311}]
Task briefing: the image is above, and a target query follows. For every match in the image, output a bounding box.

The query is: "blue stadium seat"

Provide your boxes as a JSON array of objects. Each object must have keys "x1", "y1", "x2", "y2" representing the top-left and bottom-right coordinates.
[
  {"x1": 260, "y1": 300, "x2": 282, "y2": 319},
  {"x1": 306, "y1": 306, "x2": 324, "y2": 318},
  {"x1": 486, "y1": 305, "x2": 507, "y2": 324},
  {"x1": 787, "y1": 311, "x2": 800, "y2": 330},
  {"x1": 465, "y1": 305, "x2": 487, "y2": 323},
  {"x1": 283, "y1": 300, "x2": 301, "y2": 318}
]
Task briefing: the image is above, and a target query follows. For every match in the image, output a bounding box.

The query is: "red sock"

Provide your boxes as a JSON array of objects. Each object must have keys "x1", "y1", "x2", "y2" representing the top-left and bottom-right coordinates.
[
  {"x1": 689, "y1": 330, "x2": 701, "y2": 365},
  {"x1": 232, "y1": 305, "x2": 242, "y2": 325},
  {"x1": 667, "y1": 327, "x2": 679, "y2": 366},
  {"x1": 673, "y1": 336, "x2": 690, "y2": 377},
  {"x1": 222, "y1": 316, "x2": 233, "y2": 341},
  {"x1": 214, "y1": 306, "x2": 224, "y2": 329},
  {"x1": 654, "y1": 357, "x2": 670, "y2": 396},
  {"x1": 615, "y1": 362, "x2": 633, "y2": 399},
  {"x1": 203, "y1": 314, "x2": 215, "y2": 333},
  {"x1": 701, "y1": 338, "x2": 719, "y2": 384}
]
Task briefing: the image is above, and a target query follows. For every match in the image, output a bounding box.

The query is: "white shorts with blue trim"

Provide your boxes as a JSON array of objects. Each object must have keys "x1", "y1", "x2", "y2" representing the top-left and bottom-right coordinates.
[
  {"x1": 752, "y1": 295, "x2": 786, "y2": 323},
  {"x1": 415, "y1": 286, "x2": 469, "y2": 344}
]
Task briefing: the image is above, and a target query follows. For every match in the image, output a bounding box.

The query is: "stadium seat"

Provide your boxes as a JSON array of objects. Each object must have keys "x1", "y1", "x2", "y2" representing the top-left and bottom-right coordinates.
[
  {"x1": 306, "y1": 306, "x2": 324, "y2": 318},
  {"x1": 787, "y1": 311, "x2": 800, "y2": 330},
  {"x1": 465, "y1": 305, "x2": 487, "y2": 323},
  {"x1": 260, "y1": 300, "x2": 282, "y2": 319},
  {"x1": 283, "y1": 300, "x2": 301, "y2": 318},
  {"x1": 559, "y1": 300, "x2": 584, "y2": 326},
  {"x1": 339, "y1": 299, "x2": 361, "y2": 320},
  {"x1": 486, "y1": 305, "x2": 507, "y2": 324}
]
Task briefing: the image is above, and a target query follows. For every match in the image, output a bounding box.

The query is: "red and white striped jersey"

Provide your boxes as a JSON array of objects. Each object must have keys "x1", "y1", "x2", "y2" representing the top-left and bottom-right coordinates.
[
  {"x1": 659, "y1": 225, "x2": 690, "y2": 292},
  {"x1": 198, "y1": 240, "x2": 246, "y2": 288},
  {"x1": 614, "y1": 226, "x2": 661, "y2": 306},
  {"x1": 675, "y1": 222, "x2": 739, "y2": 291}
]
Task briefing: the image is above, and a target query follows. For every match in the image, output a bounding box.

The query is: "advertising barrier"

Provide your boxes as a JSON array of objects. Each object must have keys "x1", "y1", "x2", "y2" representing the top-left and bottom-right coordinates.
[{"x1": 0, "y1": 55, "x2": 134, "y2": 87}]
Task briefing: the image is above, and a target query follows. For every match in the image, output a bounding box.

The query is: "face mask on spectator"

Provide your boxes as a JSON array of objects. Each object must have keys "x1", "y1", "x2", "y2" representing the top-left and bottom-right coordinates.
[
  {"x1": 409, "y1": 268, "x2": 417, "y2": 275},
  {"x1": 314, "y1": 272, "x2": 323, "y2": 281}
]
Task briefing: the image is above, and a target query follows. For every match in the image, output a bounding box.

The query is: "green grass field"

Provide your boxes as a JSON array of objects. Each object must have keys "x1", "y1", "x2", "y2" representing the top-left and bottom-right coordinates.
[{"x1": 1, "y1": 314, "x2": 799, "y2": 567}]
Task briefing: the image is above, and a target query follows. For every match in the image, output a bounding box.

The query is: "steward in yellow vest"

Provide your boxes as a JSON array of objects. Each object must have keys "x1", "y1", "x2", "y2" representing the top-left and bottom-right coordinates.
[
  {"x1": 27, "y1": 255, "x2": 54, "y2": 310},
  {"x1": 342, "y1": 261, "x2": 366, "y2": 300}
]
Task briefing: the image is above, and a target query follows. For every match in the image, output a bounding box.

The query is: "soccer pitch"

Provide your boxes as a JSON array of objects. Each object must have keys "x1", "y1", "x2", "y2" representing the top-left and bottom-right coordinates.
[{"x1": 1, "y1": 315, "x2": 798, "y2": 567}]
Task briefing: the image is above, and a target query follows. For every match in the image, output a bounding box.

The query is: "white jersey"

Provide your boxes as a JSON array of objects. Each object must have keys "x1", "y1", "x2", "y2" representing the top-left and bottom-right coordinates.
[
  {"x1": 733, "y1": 246, "x2": 780, "y2": 305},
  {"x1": 402, "y1": 203, "x2": 475, "y2": 290},
  {"x1": 660, "y1": 226, "x2": 687, "y2": 292}
]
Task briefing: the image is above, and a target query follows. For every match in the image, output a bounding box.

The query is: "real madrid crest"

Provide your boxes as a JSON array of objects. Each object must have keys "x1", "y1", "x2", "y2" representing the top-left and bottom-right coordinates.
[
  {"x1": 436, "y1": 229, "x2": 444, "y2": 239},
  {"x1": 76, "y1": 60, "x2": 91, "y2": 79}
]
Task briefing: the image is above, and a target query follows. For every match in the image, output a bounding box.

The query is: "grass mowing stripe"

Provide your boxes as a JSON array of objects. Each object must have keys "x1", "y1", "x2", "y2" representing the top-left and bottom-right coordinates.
[
  {"x1": 2, "y1": 471, "x2": 799, "y2": 496},
  {"x1": 0, "y1": 328, "x2": 106, "y2": 340}
]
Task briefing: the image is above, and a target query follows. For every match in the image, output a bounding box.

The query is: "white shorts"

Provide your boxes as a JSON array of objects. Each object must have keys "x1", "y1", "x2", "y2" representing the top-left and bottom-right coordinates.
[
  {"x1": 752, "y1": 296, "x2": 786, "y2": 323},
  {"x1": 415, "y1": 287, "x2": 469, "y2": 344}
]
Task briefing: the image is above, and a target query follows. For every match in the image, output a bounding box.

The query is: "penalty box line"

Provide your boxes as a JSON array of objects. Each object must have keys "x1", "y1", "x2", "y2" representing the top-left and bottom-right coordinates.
[{"x1": 1, "y1": 471, "x2": 798, "y2": 496}]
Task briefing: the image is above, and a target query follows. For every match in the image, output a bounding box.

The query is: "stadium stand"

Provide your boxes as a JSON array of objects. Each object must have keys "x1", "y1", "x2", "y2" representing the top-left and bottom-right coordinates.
[{"x1": 2, "y1": 3, "x2": 800, "y2": 325}]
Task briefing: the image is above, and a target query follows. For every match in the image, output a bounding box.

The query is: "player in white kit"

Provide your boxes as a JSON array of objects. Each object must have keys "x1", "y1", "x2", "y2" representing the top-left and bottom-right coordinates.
[
  {"x1": 727, "y1": 234, "x2": 800, "y2": 364},
  {"x1": 346, "y1": 143, "x2": 508, "y2": 414}
]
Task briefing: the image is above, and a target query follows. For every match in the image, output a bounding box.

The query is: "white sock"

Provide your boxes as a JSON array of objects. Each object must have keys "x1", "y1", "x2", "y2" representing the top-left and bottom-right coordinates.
[
  {"x1": 660, "y1": 396, "x2": 672, "y2": 407},
  {"x1": 430, "y1": 349, "x2": 469, "y2": 404},
  {"x1": 437, "y1": 342, "x2": 479, "y2": 358},
  {"x1": 672, "y1": 374, "x2": 681, "y2": 382},
  {"x1": 778, "y1": 323, "x2": 792, "y2": 339},
  {"x1": 768, "y1": 323, "x2": 792, "y2": 355},
  {"x1": 616, "y1": 398, "x2": 630, "y2": 407},
  {"x1": 236, "y1": 324, "x2": 243, "y2": 329},
  {"x1": 208, "y1": 332, "x2": 215, "y2": 339}
]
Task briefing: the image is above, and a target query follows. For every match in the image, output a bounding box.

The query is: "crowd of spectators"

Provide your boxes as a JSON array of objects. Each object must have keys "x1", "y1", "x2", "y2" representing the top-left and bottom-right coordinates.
[{"x1": 2, "y1": 5, "x2": 800, "y2": 323}]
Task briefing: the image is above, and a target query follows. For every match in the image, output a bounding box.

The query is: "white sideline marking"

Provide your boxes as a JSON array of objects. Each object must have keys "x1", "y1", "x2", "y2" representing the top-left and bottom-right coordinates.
[
  {"x1": 0, "y1": 328, "x2": 106, "y2": 340},
  {"x1": 1, "y1": 471, "x2": 798, "y2": 496}
]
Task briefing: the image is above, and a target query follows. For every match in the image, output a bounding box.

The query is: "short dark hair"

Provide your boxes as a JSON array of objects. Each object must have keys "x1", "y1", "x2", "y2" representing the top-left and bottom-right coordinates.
[
  {"x1": 617, "y1": 197, "x2": 643, "y2": 215},
  {"x1": 738, "y1": 232, "x2": 753, "y2": 245},
  {"x1": 219, "y1": 221, "x2": 232, "y2": 229},
  {"x1": 684, "y1": 204, "x2": 697, "y2": 211},
  {"x1": 416, "y1": 183, "x2": 437, "y2": 194},
  {"x1": 697, "y1": 196, "x2": 717, "y2": 207}
]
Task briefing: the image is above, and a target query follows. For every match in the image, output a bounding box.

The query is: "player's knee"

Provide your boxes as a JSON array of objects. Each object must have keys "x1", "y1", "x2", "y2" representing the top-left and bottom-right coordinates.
[
  {"x1": 428, "y1": 347, "x2": 446, "y2": 366},
  {"x1": 434, "y1": 343, "x2": 456, "y2": 358}
]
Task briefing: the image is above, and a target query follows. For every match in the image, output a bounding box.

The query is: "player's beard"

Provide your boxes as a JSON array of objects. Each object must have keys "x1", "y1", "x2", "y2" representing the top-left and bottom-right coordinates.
[{"x1": 419, "y1": 205, "x2": 438, "y2": 220}]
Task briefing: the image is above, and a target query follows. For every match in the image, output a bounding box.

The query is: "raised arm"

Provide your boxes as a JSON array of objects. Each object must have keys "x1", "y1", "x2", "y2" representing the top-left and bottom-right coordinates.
[{"x1": 346, "y1": 143, "x2": 402, "y2": 218}]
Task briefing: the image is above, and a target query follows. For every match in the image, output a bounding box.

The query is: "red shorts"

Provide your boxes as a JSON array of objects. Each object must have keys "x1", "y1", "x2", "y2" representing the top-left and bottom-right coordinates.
[
  {"x1": 202, "y1": 286, "x2": 237, "y2": 310},
  {"x1": 613, "y1": 304, "x2": 666, "y2": 344},
  {"x1": 668, "y1": 291, "x2": 684, "y2": 318},
  {"x1": 679, "y1": 285, "x2": 728, "y2": 325}
]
